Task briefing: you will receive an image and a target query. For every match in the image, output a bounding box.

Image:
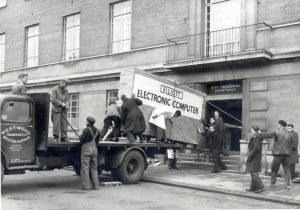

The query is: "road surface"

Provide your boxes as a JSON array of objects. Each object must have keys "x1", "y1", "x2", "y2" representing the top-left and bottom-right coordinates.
[{"x1": 1, "y1": 169, "x2": 297, "y2": 210}]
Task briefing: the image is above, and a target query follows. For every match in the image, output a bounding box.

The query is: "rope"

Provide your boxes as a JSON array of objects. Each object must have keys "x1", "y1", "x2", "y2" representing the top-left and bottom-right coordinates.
[{"x1": 206, "y1": 100, "x2": 242, "y2": 124}]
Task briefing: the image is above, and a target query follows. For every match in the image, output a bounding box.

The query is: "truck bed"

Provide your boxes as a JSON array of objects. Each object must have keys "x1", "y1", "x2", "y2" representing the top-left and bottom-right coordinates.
[{"x1": 47, "y1": 138, "x2": 183, "y2": 149}]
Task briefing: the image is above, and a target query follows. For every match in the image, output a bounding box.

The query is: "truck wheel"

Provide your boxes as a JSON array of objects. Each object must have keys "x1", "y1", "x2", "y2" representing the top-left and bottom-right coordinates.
[
  {"x1": 1, "y1": 161, "x2": 4, "y2": 184},
  {"x1": 119, "y1": 150, "x2": 145, "y2": 184}
]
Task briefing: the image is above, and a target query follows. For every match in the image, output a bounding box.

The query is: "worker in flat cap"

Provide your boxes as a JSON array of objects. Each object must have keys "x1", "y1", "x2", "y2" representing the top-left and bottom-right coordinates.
[
  {"x1": 50, "y1": 78, "x2": 70, "y2": 143},
  {"x1": 80, "y1": 116, "x2": 100, "y2": 190}
]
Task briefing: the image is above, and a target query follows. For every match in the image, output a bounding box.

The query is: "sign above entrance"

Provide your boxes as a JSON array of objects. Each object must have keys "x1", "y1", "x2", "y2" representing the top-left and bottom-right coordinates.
[{"x1": 208, "y1": 81, "x2": 242, "y2": 95}]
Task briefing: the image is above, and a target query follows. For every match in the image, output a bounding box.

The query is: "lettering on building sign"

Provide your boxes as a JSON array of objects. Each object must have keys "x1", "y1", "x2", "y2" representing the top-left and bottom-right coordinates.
[
  {"x1": 208, "y1": 82, "x2": 242, "y2": 95},
  {"x1": 1, "y1": 126, "x2": 31, "y2": 144}
]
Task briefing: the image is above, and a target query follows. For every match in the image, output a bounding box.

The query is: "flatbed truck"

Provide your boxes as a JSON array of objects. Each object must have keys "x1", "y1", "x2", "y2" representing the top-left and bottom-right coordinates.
[{"x1": 1, "y1": 93, "x2": 181, "y2": 184}]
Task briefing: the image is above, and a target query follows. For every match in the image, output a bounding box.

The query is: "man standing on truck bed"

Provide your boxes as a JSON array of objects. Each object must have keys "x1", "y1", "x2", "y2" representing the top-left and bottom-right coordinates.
[
  {"x1": 80, "y1": 116, "x2": 100, "y2": 190},
  {"x1": 50, "y1": 78, "x2": 70, "y2": 143},
  {"x1": 121, "y1": 94, "x2": 146, "y2": 142},
  {"x1": 12, "y1": 73, "x2": 28, "y2": 94}
]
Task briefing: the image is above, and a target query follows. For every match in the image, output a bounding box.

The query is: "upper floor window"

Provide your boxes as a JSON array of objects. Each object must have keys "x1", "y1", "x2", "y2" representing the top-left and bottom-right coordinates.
[
  {"x1": 68, "y1": 93, "x2": 79, "y2": 129},
  {"x1": 0, "y1": 33, "x2": 5, "y2": 72},
  {"x1": 63, "y1": 13, "x2": 80, "y2": 61},
  {"x1": 25, "y1": 24, "x2": 39, "y2": 67},
  {"x1": 111, "y1": 0, "x2": 131, "y2": 53},
  {"x1": 206, "y1": 0, "x2": 241, "y2": 56},
  {"x1": 0, "y1": 0, "x2": 7, "y2": 8}
]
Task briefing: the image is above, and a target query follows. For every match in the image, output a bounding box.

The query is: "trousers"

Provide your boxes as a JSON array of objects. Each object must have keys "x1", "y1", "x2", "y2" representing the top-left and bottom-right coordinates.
[
  {"x1": 250, "y1": 172, "x2": 265, "y2": 191},
  {"x1": 51, "y1": 111, "x2": 68, "y2": 139},
  {"x1": 211, "y1": 148, "x2": 227, "y2": 172},
  {"x1": 80, "y1": 141, "x2": 99, "y2": 190},
  {"x1": 223, "y1": 132, "x2": 231, "y2": 155},
  {"x1": 271, "y1": 155, "x2": 291, "y2": 186},
  {"x1": 102, "y1": 116, "x2": 121, "y2": 140},
  {"x1": 290, "y1": 164, "x2": 296, "y2": 180}
]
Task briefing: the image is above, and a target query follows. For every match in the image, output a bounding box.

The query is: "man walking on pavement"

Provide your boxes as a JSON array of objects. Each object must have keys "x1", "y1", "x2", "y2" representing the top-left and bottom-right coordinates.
[
  {"x1": 287, "y1": 124, "x2": 299, "y2": 180},
  {"x1": 246, "y1": 125, "x2": 266, "y2": 193},
  {"x1": 12, "y1": 73, "x2": 28, "y2": 94},
  {"x1": 50, "y1": 78, "x2": 70, "y2": 143},
  {"x1": 80, "y1": 116, "x2": 100, "y2": 190},
  {"x1": 262, "y1": 120, "x2": 292, "y2": 189}
]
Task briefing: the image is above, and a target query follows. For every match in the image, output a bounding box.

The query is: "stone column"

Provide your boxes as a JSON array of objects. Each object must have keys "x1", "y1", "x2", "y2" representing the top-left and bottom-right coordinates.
[{"x1": 239, "y1": 139, "x2": 248, "y2": 172}]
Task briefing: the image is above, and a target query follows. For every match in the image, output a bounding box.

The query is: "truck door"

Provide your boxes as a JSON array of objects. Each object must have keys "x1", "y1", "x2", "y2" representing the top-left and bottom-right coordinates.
[{"x1": 1, "y1": 99, "x2": 35, "y2": 165}]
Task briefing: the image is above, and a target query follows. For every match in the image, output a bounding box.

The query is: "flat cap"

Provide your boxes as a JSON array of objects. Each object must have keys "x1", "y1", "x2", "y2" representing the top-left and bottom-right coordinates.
[
  {"x1": 61, "y1": 78, "x2": 70, "y2": 84},
  {"x1": 86, "y1": 116, "x2": 96, "y2": 124}
]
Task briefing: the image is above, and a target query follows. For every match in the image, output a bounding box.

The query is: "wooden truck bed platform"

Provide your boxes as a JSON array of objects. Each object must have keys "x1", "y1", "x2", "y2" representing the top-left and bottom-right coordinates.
[{"x1": 47, "y1": 138, "x2": 183, "y2": 149}]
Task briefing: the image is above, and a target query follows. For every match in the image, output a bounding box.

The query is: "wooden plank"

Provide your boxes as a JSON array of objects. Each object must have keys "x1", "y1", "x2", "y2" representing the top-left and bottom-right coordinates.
[{"x1": 99, "y1": 181, "x2": 122, "y2": 187}]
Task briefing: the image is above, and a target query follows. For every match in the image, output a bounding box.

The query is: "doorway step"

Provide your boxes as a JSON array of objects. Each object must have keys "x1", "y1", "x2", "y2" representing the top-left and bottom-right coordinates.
[{"x1": 176, "y1": 150, "x2": 242, "y2": 174}]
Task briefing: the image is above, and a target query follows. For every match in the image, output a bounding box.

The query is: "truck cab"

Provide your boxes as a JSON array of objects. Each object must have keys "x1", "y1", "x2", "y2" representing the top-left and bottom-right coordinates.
[{"x1": 1, "y1": 93, "x2": 50, "y2": 181}]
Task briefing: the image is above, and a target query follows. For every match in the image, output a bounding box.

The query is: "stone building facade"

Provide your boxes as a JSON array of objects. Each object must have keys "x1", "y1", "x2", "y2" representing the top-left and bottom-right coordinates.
[{"x1": 0, "y1": 0, "x2": 300, "y2": 167}]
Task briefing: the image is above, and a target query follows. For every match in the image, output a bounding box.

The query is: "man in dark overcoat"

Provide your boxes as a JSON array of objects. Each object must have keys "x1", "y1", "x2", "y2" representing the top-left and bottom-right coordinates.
[
  {"x1": 287, "y1": 124, "x2": 299, "y2": 180},
  {"x1": 204, "y1": 125, "x2": 227, "y2": 173},
  {"x1": 120, "y1": 94, "x2": 146, "y2": 142},
  {"x1": 246, "y1": 125, "x2": 265, "y2": 193}
]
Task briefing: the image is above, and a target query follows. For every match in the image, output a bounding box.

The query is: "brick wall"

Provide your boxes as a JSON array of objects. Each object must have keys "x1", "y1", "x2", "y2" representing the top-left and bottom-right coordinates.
[
  {"x1": 132, "y1": 0, "x2": 188, "y2": 48},
  {"x1": 0, "y1": 0, "x2": 188, "y2": 71},
  {"x1": 258, "y1": 0, "x2": 300, "y2": 25}
]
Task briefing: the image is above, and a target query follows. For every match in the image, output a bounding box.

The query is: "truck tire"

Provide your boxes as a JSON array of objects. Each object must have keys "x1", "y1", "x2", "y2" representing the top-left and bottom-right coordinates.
[
  {"x1": 1, "y1": 161, "x2": 4, "y2": 184},
  {"x1": 118, "y1": 150, "x2": 145, "y2": 184}
]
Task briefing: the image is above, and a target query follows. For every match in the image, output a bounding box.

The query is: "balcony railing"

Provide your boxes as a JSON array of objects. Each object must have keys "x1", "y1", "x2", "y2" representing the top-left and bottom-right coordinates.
[{"x1": 166, "y1": 23, "x2": 268, "y2": 64}]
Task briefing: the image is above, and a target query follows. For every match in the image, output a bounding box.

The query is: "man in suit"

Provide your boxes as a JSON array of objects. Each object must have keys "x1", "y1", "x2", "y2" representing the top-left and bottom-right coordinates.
[
  {"x1": 262, "y1": 120, "x2": 292, "y2": 189},
  {"x1": 287, "y1": 124, "x2": 299, "y2": 180},
  {"x1": 246, "y1": 125, "x2": 265, "y2": 193}
]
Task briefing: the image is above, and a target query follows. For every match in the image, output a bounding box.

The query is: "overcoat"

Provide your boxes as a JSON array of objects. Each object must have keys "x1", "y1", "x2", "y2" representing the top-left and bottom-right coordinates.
[
  {"x1": 290, "y1": 131, "x2": 299, "y2": 164},
  {"x1": 121, "y1": 98, "x2": 146, "y2": 134},
  {"x1": 246, "y1": 133, "x2": 263, "y2": 173}
]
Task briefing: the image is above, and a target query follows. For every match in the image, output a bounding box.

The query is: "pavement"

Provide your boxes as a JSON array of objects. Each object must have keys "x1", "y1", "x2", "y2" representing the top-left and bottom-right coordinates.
[{"x1": 143, "y1": 165, "x2": 300, "y2": 207}]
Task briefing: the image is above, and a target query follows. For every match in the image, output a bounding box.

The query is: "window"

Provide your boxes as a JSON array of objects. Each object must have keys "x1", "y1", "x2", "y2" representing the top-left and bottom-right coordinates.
[
  {"x1": 107, "y1": 90, "x2": 118, "y2": 106},
  {"x1": 1, "y1": 101, "x2": 31, "y2": 123},
  {"x1": 0, "y1": 0, "x2": 7, "y2": 8},
  {"x1": 206, "y1": 0, "x2": 241, "y2": 56},
  {"x1": 0, "y1": 33, "x2": 5, "y2": 72},
  {"x1": 111, "y1": 0, "x2": 131, "y2": 53},
  {"x1": 63, "y1": 13, "x2": 80, "y2": 61},
  {"x1": 25, "y1": 24, "x2": 39, "y2": 67},
  {"x1": 68, "y1": 93, "x2": 79, "y2": 129}
]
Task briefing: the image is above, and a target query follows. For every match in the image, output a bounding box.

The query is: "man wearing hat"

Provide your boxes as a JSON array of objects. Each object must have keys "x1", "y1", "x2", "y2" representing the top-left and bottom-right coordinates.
[
  {"x1": 80, "y1": 116, "x2": 100, "y2": 190},
  {"x1": 50, "y1": 78, "x2": 70, "y2": 143}
]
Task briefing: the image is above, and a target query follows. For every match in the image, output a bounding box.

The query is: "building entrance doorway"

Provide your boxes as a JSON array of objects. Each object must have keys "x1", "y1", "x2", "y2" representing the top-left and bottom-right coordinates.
[{"x1": 206, "y1": 99, "x2": 242, "y2": 151}]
